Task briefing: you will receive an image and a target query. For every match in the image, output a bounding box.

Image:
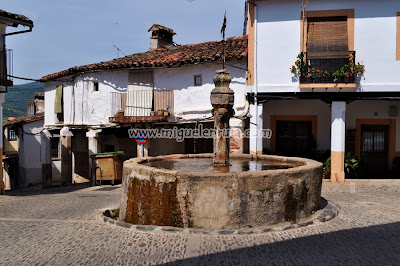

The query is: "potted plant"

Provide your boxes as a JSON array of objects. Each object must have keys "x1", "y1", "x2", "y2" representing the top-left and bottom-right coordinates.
[
  {"x1": 354, "y1": 62, "x2": 365, "y2": 75},
  {"x1": 321, "y1": 70, "x2": 330, "y2": 83},
  {"x1": 290, "y1": 53, "x2": 303, "y2": 75},
  {"x1": 340, "y1": 63, "x2": 352, "y2": 83},
  {"x1": 322, "y1": 153, "x2": 359, "y2": 179},
  {"x1": 344, "y1": 153, "x2": 359, "y2": 179},
  {"x1": 332, "y1": 68, "x2": 345, "y2": 83}
]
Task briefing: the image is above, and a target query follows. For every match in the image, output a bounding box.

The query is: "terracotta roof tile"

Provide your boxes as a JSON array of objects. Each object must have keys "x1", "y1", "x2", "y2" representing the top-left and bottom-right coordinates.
[
  {"x1": 4, "y1": 113, "x2": 44, "y2": 127},
  {"x1": 0, "y1": 9, "x2": 33, "y2": 26},
  {"x1": 41, "y1": 35, "x2": 248, "y2": 82}
]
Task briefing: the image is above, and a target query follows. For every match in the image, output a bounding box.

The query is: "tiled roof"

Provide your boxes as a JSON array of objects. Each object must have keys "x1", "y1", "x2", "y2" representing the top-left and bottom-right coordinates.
[
  {"x1": 41, "y1": 35, "x2": 248, "y2": 82},
  {"x1": 149, "y1": 24, "x2": 176, "y2": 35},
  {"x1": 4, "y1": 113, "x2": 44, "y2": 127},
  {"x1": 0, "y1": 9, "x2": 33, "y2": 26}
]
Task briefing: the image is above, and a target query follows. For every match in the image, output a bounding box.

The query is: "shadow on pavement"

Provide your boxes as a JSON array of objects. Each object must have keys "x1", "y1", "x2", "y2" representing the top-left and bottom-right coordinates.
[
  {"x1": 3, "y1": 183, "x2": 92, "y2": 197},
  {"x1": 169, "y1": 222, "x2": 400, "y2": 265}
]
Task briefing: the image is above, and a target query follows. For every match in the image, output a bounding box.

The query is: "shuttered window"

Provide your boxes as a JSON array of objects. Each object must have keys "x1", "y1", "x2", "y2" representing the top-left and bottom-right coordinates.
[{"x1": 307, "y1": 16, "x2": 348, "y2": 58}]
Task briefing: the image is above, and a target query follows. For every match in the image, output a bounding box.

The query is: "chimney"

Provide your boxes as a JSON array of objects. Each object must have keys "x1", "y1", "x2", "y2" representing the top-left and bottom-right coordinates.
[{"x1": 148, "y1": 24, "x2": 176, "y2": 51}]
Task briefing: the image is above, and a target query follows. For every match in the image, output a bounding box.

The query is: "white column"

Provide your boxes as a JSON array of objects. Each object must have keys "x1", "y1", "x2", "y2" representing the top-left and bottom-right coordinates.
[
  {"x1": 331, "y1": 101, "x2": 346, "y2": 182},
  {"x1": 0, "y1": 93, "x2": 4, "y2": 194},
  {"x1": 40, "y1": 129, "x2": 52, "y2": 186},
  {"x1": 87, "y1": 129, "x2": 101, "y2": 186},
  {"x1": 249, "y1": 104, "x2": 263, "y2": 155}
]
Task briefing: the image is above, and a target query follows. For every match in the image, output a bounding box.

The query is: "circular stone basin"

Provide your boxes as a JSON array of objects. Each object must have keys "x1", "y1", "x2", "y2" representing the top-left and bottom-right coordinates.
[{"x1": 120, "y1": 154, "x2": 323, "y2": 230}]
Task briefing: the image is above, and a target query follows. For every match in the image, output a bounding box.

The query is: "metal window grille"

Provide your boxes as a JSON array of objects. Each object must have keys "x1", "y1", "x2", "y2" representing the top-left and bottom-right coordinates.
[{"x1": 8, "y1": 128, "x2": 17, "y2": 141}]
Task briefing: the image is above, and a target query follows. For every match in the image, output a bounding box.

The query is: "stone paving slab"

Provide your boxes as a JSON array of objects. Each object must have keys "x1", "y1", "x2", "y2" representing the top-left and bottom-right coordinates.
[
  {"x1": 101, "y1": 201, "x2": 340, "y2": 235},
  {"x1": 0, "y1": 182, "x2": 399, "y2": 265}
]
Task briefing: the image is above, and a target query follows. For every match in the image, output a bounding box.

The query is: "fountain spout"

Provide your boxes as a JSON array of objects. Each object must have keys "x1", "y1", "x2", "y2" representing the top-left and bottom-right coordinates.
[{"x1": 210, "y1": 69, "x2": 235, "y2": 167}]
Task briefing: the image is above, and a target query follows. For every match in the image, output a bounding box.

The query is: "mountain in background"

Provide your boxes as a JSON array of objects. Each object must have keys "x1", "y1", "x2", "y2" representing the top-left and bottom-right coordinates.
[{"x1": 3, "y1": 82, "x2": 44, "y2": 121}]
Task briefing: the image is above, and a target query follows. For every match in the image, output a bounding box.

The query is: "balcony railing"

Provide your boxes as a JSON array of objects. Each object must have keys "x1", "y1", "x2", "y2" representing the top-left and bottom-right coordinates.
[
  {"x1": 109, "y1": 90, "x2": 174, "y2": 123},
  {"x1": 0, "y1": 49, "x2": 13, "y2": 87},
  {"x1": 299, "y1": 51, "x2": 356, "y2": 84}
]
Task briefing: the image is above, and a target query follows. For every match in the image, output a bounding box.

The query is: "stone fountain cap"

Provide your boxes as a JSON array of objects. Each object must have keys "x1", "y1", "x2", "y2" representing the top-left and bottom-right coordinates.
[{"x1": 210, "y1": 69, "x2": 234, "y2": 107}]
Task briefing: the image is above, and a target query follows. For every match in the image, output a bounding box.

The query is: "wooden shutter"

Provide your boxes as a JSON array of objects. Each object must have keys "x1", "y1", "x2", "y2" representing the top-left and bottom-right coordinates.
[
  {"x1": 126, "y1": 71, "x2": 153, "y2": 116},
  {"x1": 307, "y1": 16, "x2": 348, "y2": 58},
  {"x1": 154, "y1": 90, "x2": 174, "y2": 114}
]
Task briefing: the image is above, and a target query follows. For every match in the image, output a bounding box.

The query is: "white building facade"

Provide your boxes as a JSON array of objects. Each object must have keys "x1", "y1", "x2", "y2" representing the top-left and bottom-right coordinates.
[
  {"x1": 0, "y1": 10, "x2": 33, "y2": 193},
  {"x1": 247, "y1": 0, "x2": 400, "y2": 181},
  {"x1": 41, "y1": 28, "x2": 248, "y2": 185}
]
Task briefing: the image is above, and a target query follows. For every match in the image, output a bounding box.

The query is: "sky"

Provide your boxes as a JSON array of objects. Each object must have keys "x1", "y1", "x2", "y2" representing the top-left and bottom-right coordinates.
[{"x1": 3, "y1": 0, "x2": 246, "y2": 85}]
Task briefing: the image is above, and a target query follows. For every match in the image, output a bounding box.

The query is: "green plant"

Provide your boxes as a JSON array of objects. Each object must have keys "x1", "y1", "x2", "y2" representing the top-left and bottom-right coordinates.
[
  {"x1": 322, "y1": 70, "x2": 330, "y2": 77},
  {"x1": 332, "y1": 68, "x2": 345, "y2": 82},
  {"x1": 322, "y1": 156, "x2": 331, "y2": 179},
  {"x1": 290, "y1": 53, "x2": 303, "y2": 75},
  {"x1": 344, "y1": 153, "x2": 359, "y2": 178},
  {"x1": 354, "y1": 62, "x2": 365, "y2": 74},
  {"x1": 322, "y1": 153, "x2": 359, "y2": 179}
]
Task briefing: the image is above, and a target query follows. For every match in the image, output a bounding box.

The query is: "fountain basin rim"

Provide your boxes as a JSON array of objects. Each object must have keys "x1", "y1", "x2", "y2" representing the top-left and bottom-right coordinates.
[{"x1": 124, "y1": 153, "x2": 322, "y2": 176}]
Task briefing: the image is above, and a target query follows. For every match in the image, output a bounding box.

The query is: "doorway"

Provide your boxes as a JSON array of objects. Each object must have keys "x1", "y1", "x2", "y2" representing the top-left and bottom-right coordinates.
[
  {"x1": 276, "y1": 120, "x2": 313, "y2": 157},
  {"x1": 360, "y1": 125, "x2": 389, "y2": 177}
]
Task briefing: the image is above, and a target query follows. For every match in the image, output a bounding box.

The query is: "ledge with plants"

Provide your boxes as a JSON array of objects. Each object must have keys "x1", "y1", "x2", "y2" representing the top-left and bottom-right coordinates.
[{"x1": 290, "y1": 52, "x2": 365, "y2": 85}]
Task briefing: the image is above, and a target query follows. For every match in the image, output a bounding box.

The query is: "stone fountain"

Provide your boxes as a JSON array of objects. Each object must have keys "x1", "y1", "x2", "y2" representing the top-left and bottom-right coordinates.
[{"x1": 119, "y1": 70, "x2": 323, "y2": 229}]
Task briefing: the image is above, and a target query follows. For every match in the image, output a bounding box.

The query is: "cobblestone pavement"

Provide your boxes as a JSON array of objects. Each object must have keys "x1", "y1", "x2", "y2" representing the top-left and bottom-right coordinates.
[{"x1": 0, "y1": 181, "x2": 399, "y2": 265}]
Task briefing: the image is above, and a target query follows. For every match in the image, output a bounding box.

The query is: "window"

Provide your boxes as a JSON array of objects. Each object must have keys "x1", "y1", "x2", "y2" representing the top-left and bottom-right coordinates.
[
  {"x1": 307, "y1": 16, "x2": 348, "y2": 56},
  {"x1": 194, "y1": 75, "x2": 202, "y2": 86},
  {"x1": 301, "y1": 9, "x2": 354, "y2": 52},
  {"x1": 8, "y1": 128, "x2": 17, "y2": 141},
  {"x1": 126, "y1": 70, "x2": 154, "y2": 116},
  {"x1": 306, "y1": 16, "x2": 350, "y2": 74},
  {"x1": 93, "y1": 81, "x2": 99, "y2": 91},
  {"x1": 51, "y1": 136, "x2": 61, "y2": 159},
  {"x1": 299, "y1": 9, "x2": 355, "y2": 84}
]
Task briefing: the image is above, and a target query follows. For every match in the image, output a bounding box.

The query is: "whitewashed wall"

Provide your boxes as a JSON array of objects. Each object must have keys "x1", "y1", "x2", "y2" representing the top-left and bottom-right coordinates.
[
  {"x1": 263, "y1": 100, "x2": 331, "y2": 151},
  {"x1": 19, "y1": 120, "x2": 43, "y2": 185},
  {"x1": 155, "y1": 62, "x2": 247, "y2": 120},
  {"x1": 251, "y1": 0, "x2": 400, "y2": 93},
  {"x1": 263, "y1": 100, "x2": 400, "y2": 153},
  {"x1": 44, "y1": 60, "x2": 247, "y2": 126},
  {"x1": 45, "y1": 70, "x2": 129, "y2": 126}
]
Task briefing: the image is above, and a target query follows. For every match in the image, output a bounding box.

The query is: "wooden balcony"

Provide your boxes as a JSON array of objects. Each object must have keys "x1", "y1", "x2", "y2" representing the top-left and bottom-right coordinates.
[
  {"x1": 0, "y1": 49, "x2": 13, "y2": 88},
  {"x1": 298, "y1": 51, "x2": 357, "y2": 89},
  {"x1": 109, "y1": 90, "x2": 173, "y2": 124}
]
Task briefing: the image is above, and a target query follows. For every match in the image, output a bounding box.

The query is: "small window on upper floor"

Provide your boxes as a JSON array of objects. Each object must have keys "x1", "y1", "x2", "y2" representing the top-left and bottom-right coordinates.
[
  {"x1": 93, "y1": 81, "x2": 99, "y2": 91},
  {"x1": 194, "y1": 75, "x2": 202, "y2": 86},
  {"x1": 8, "y1": 128, "x2": 17, "y2": 141}
]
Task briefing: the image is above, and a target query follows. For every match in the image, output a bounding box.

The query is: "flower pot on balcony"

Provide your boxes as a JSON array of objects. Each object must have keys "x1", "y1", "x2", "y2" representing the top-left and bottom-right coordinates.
[
  {"x1": 344, "y1": 75, "x2": 350, "y2": 83},
  {"x1": 306, "y1": 75, "x2": 311, "y2": 83}
]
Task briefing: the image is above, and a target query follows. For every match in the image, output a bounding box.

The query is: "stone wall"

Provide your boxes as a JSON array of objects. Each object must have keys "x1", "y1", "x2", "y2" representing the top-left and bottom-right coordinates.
[{"x1": 120, "y1": 154, "x2": 323, "y2": 230}]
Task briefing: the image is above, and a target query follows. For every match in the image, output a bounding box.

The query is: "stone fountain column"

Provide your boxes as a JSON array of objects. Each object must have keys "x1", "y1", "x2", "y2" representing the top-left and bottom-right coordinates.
[{"x1": 210, "y1": 69, "x2": 235, "y2": 166}]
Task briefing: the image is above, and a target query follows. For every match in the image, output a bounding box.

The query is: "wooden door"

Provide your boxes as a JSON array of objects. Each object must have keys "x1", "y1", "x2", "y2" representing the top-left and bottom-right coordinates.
[
  {"x1": 276, "y1": 121, "x2": 313, "y2": 157},
  {"x1": 360, "y1": 125, "x2": 389, "y2": 177}
]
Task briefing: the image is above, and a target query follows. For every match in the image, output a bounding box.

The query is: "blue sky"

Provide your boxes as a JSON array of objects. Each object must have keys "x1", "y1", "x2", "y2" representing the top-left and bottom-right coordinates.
[{"x1": 3, "y1": 0, "x2": 246, "y2": 84}]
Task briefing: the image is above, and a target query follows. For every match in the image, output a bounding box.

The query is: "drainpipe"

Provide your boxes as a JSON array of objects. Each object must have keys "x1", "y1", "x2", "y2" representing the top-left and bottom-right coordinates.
[{"x1": 4, "y1": 28, "x2": 32, "y2": 36}]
